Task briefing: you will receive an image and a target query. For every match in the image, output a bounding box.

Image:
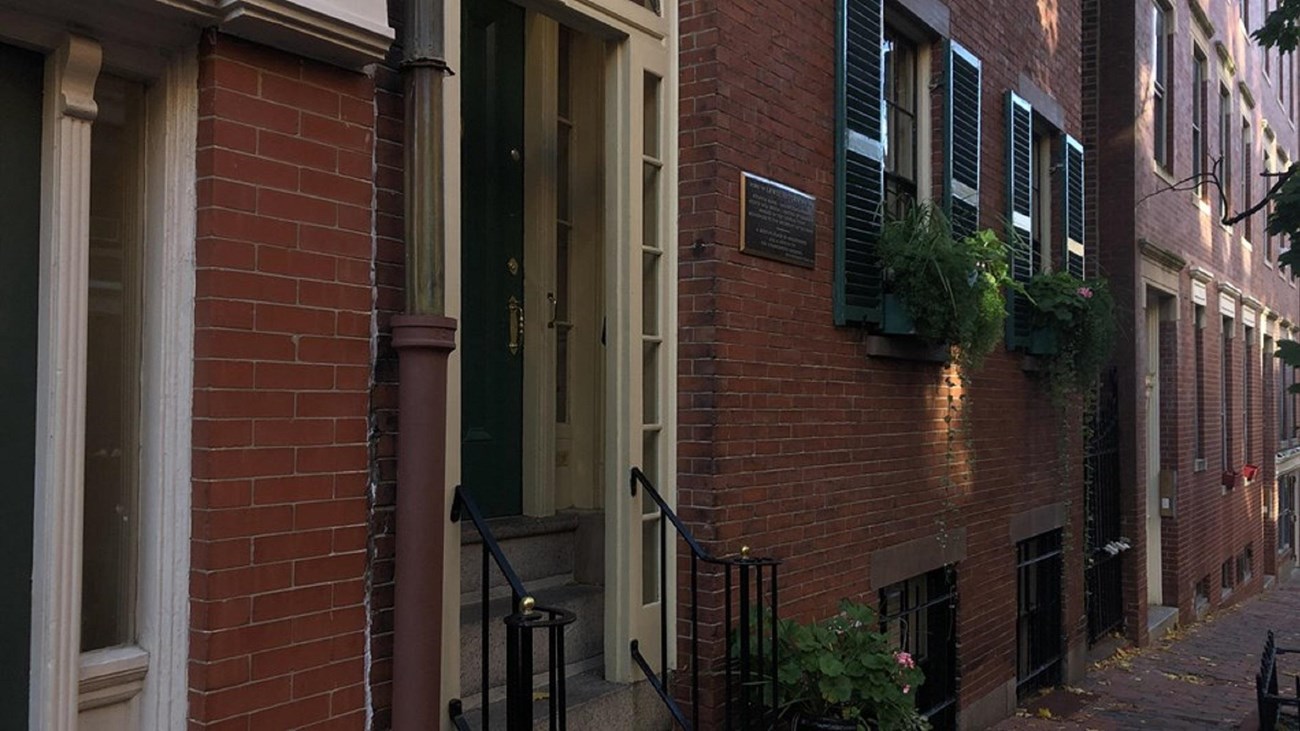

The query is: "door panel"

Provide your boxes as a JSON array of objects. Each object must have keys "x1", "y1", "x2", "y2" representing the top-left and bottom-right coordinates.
[
  {"x1": 462, "y1": 0, "x2": 526, "y2": 517},
  {"x1": 0, "y1": 41, "x2": 43, "y2": 726},
  {"x1": 1145, "y1": 304, "x2": 1163, "y2": 607}
]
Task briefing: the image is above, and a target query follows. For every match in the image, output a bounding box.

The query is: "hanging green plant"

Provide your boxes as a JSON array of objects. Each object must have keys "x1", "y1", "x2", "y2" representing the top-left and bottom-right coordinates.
[
  {"x1": 876, "y1": 202, "x2": 1014, "y2": 372},
  {"x1": 1023, "y1": 271, "x2": 1117, "y2": 403}
]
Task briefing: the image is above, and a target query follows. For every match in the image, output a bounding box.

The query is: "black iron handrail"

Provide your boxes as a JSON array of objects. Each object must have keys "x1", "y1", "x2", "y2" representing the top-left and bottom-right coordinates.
[
  {"x1": 629, "y1": 467, "x2": 780, "y2": 731},
  {"x1": 448, "y1": 486, "x2": 577, "y2": 731}
]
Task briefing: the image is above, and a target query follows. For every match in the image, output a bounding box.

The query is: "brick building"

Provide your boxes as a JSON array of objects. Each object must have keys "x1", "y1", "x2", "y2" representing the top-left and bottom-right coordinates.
[
  {"x1": 676, "y1": 0, "x2": 1092, "y2": 728},
  {"x1": 0, "y1": 0, "x2": 391, "y2": 728},
  {"x1": 1087, "y1": 0, "x2": 1300, "y2": 649}
]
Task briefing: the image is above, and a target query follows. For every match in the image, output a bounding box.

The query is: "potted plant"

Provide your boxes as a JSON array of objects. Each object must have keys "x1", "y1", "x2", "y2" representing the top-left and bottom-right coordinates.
[
  {"x1": 876, "y1": 202, "x2": 1014, "y2": 372},
  {"x1": 1023, "y1": 271, "x2": 1117, "y2": 402},
  {"x1": 756, "y1": 600, "x2": 930, "y2": 730}
]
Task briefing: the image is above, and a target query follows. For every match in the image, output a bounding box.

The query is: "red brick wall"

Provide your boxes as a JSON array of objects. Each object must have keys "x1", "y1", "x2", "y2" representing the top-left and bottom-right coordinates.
[
  {"x1": 1091, "y1": 0, "x2": 1300, "y2": 633},
  {"x1": 191, "y1": 32, "x2": 375, "y2": 730},
  {"x1": 679, "y1": 0, "x2": 1085, "y2": 724},
  {"x1": 366, "y1": 31, "x2": 407, "y2": 730}
]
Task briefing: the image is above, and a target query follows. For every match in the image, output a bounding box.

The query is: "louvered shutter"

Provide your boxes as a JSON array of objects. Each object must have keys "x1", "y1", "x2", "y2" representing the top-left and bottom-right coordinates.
[
  {"x1": 834, "y1": 0, "x2": 886, "y2": 325},
  {"x1": 1006, "y1": 91, "x2": 1034, "y2": 349},
  {"x1": 1062, "y1": 135, "x2": 1086, "y2": 278},
  {"x1": 945, "y1": 41, "x2": 982, "y2": 241}
]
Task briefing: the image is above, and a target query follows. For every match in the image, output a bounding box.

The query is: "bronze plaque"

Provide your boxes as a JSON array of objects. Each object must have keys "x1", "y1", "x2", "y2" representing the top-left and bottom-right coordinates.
[{"x1": 739, "y1": 172, "x2": 816, "y2": 268}]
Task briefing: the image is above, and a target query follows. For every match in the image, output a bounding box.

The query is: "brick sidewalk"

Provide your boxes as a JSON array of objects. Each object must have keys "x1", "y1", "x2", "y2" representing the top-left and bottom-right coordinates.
[{"x1": 992, "y1": 571, "x2": 1300, "y2": 730}]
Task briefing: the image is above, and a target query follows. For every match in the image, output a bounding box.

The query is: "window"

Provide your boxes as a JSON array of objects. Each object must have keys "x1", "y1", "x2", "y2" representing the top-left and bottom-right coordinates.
[
  {"x1": 1282, "y1": 151, "x2": 1293, "y2": 258},
  {"x1": 884, "y1": 28, "x2": 919, "y2": 217},
  {"x1": 84, "y1": 75, "x2": 145, "y2": 652},
  {"x1": 1005, "y1": 92, "x2": 1085, "y2": 348},
  {"x1": 880, "y1": 568, "x2": 958, "y2": 730},
  {"x1": 1223, "y1": 315, "x2": 1235, "y2": 473},
  {"x1": 1017, "y1": 530, "x2": 1064, "y2": 699},
  {"x1": 1265, "y1": 332, "x2": 1274, "y2": 449},
  {"x1": 1153, "y1": 2, "x2": 1173, "y2": 169},
  {"x1": 1267, "y1": 0, "x2": 1275, "y2": 77},
  {"x1": 1281, "y1": 474, "x2": 1297, "y2": 554},
  {"x1": 1245, "y1": 325, "x2": 1255, "y2": 464},
  {"x1": 1221, "y1": 85, "x2": 1234, "y2": 216},
  {"x1": 834, "y1": 4, "x2": 977, "y2": 329},
  {"x1": 1195, "y1": 575, "x2": 1212, "y2": 615},
  {"x1": 1284, "y1": 361, "x2": 1297, "y2": 447},
  {"x1": 1030, "y1": 128, "x2": 1052, "y2": 274},
  {"x1": 1193, "y1": 48, "x2": 1209, "y2": 199},
  {"x1": 1268, "y1": 147, "x2": 1278, "y2": 260},
  {"x1": 1221, "y1": 558, "x2": 1234, "y2": 596},
  {"x1": 1196, "y1": 305, "x2": 1207, "y2": 462},
  {"x1": 1242, "y1": 114, "x2": 1254, "y2": 241}
]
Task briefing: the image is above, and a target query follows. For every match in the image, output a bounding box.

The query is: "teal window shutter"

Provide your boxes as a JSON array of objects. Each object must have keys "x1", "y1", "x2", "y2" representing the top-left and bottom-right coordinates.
[
  {"x1": 944, "y1": 41, "x2": 982, "y2": 241},
  {"x1": 1006, "y1": 91, "x2": 1034, "y2": 349},
  {"x1": 834, "y1": 0, "x2": 886, "y2": 325},
  {"x1": 1062, "y1": 135, "x2": 1086, "y2": 278}
]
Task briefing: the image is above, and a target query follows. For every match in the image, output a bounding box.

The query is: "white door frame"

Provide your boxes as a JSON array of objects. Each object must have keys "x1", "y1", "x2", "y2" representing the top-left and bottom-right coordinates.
[
  {"x1": 1144, "y1": 295, "x2": 1164, "y2": 608},
  {"x1": 28, "y1": 34, "x2": 195, "y2": 731}
]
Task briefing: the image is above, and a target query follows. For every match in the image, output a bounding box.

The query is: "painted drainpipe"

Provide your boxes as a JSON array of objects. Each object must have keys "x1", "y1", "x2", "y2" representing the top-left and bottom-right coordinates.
[{"x1": 391, "y1": 0, "x2": 457, "y2": 726}]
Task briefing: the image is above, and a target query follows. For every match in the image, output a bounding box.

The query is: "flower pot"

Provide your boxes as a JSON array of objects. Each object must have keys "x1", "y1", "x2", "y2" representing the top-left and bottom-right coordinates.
[
  {"x1": 790, "y1": 713, "x2": 863, "y2": 731},
  {"x1": 1221, "y1": 470, "x2": 1238, "y2": 489},
  {"x1": 1028, "y1": 327, "x2": 1058, "y2": 356},
  {"x1": 881, "y1": 292, "x2": 917, "y2": 335}
]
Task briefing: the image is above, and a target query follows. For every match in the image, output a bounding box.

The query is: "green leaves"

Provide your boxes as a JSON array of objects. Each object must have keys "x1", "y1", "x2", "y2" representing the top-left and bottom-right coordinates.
[
  {"x1": 877, "y1": 202, "x2": 1013, "y2": 372},
  {"x1": 1276, "y1": 340, "x2": 1300, "y2": 392},
  {"x1": 1024, "y1": 272, "x2": 1116, "y2": 401},
  {"x1": 736, "y1": 600, "x2": 930, "y2": 729},
  {"x1": 1253, "y1": 1, "x2": 1300, "y2": 53}
]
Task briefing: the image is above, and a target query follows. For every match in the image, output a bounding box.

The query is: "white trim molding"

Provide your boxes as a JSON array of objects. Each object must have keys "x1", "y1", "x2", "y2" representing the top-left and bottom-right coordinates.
[
  {"x1": 133, "y1": 53, "x2": 197, "y2": 731},
  {"x1": 212, "y1": 0, "x2": 393, "y2": 68},
  {"x1": 0, "y1": 0, "x2": 392, "y2": 71},
  {"x1": 31, "y1": 33, "x2": 102, "y2": 731}
]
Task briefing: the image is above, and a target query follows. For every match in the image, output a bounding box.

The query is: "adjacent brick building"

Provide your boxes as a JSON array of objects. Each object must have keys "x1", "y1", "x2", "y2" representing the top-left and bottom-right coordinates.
[
  {"x1": 679, "y1": 0, "x2": 1092, "y2": 727},
  {"x1": 1087, "y1": 0, "x2": 1300, "y2": 649}
]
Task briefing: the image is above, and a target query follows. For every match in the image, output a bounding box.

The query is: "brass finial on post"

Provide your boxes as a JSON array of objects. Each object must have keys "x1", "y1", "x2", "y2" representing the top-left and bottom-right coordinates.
[
  {"x1": 740, "y1": 545, "x2": 751, "y2": 558},
  {"x1": 520, "y1": 596, "x2": 536, "y2": 614}
]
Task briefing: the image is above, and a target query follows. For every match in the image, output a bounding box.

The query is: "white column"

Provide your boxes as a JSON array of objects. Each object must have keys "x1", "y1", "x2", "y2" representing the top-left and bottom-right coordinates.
[
  {"x1": 135, "y1": 53, "x2": 196, "y2": 731},
  {"x1": 31, "y1": 34, "x2": 101, "y2": 731}
]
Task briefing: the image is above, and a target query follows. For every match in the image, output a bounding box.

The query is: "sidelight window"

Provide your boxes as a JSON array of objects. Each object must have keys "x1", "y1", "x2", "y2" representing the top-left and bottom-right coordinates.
[{"x1": 83, "y1": 75, "x2": 145, "y2": 652}]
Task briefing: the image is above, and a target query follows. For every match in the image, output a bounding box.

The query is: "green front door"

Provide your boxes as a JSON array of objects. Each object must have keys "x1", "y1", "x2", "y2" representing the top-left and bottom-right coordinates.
[
  {"x1": 461, "y1": 0, "x2": 526, "y2": 517},
  {"x1": 0, "y1": 41, "x2": 43, "y2": 726}
]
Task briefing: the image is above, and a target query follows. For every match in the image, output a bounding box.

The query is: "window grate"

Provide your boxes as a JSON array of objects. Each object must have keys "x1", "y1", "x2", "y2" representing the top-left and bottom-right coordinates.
[
  {"x1": 1017, "y1": 530, "x2": 1064, "y2": 699},
  {"x1": 880, "y1": 568, "x2": 959, "y2": 731}
]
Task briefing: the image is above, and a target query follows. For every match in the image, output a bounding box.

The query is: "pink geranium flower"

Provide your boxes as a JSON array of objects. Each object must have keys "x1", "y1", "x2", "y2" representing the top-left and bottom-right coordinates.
[
  {"x1": 1077, "y1": 286, "x2": 1094, "y2": 299},
  {"x1": 894, "y1": 650, "x2": 915, "y2": 669}
]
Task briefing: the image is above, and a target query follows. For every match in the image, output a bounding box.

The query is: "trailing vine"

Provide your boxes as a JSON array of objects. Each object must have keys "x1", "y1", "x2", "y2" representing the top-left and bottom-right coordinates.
[{"x1": 877, "y1": 203, "x2": 1015, "y2": 546}]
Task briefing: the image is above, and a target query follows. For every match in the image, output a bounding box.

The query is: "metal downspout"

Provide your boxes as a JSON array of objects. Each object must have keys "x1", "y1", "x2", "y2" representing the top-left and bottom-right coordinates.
[{"x1": 391, "y1": 0, "x2": 457, "y2": 727}]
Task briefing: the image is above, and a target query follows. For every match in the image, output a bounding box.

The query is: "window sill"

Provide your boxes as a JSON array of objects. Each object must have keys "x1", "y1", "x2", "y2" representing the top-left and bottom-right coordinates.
[
  {"x1": 79, "y1": 645, "x2": 149, "y2": 712},
  {"x1": 1153, "y1": 162, "x2": 1178, "y2": 187},
  {"x1": 1195, "y1": 195, "x2": 1212, "y2": 215},
  {"x1": 1194, "y1": 458, "x2": 1208, "y2": 473},
  {"x1": 864, "y1": 334, "x2": 950, "y2": 363}
]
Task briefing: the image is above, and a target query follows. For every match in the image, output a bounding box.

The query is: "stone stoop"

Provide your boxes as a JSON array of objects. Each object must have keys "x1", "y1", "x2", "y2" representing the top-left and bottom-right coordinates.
[{"x1": 459, "y1": 510, "x2": 671, "y2": 728}]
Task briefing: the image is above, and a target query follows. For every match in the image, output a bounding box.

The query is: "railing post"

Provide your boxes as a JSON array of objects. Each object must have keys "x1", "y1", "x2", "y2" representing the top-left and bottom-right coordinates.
[
  {"x1": 739, "y1": 553, "x2": 751, "y2": 731},
  {"x1": 725, "y1": 563, "x2": 733, "y2": 731},
  {"x1": 769, "y1": 563, "x2": 779, "y2": 727},
  {"x1": 690, "y1": 554, "x2": 699, "y2": 731},
  {"x1": 481, "y1": 541, "x2": 491, "y2": 730}
]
